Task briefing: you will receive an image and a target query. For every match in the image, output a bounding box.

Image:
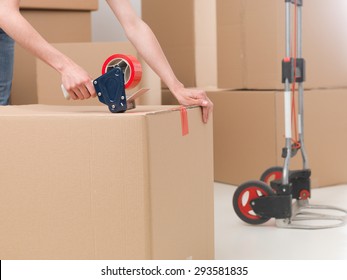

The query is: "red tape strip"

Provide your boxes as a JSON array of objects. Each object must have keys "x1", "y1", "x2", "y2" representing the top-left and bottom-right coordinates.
[{"x1": 180, "y1": 106, "x2": 189, "y2": 136}]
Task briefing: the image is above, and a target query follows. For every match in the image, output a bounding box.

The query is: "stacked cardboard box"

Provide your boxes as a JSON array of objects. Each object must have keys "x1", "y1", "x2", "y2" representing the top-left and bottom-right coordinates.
[
  {"x1": 0, "y1": 105, "x2": 214, "y2": 260},
  {"x1": 156, "y1": 0, "x2": 347, "y2": 187}
]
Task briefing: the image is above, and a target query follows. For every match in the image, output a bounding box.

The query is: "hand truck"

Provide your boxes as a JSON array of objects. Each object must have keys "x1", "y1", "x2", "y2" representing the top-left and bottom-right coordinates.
[
  {"x1": 62, "y1": 54, "x2": 148, "y2": 113},
  {"x1": 232, "y1": 0, "x2": 347, "y2": 229}
]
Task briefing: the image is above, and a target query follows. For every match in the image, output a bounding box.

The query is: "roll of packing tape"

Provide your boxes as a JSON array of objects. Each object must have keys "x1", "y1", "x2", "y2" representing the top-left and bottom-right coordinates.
[{"x1": 101, "y1": 54, "x2": 142, "y2": 89}]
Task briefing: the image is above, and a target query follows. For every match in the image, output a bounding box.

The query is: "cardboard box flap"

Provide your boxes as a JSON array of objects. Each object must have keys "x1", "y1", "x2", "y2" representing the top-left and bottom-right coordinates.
[{"x1": 0, "y1": 105, "x2": 181, "y2": 117}]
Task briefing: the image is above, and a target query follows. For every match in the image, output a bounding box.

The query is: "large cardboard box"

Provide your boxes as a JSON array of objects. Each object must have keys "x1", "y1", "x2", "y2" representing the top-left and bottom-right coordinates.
[
  {"x1": 20, "y1": 0, "x2": 98, "y2": 10},
  {"x1": 217, "y1": 0, "x2": 347, "y2": 89},
  {"x1": 11, "y1": 10, "x2": 93, "y2": 105},
  {"x1": 208, "y1": 89, "x2": 347, "y2": 188},
  {"x1": 0, "y1": 105, "x2": 214, "y2": 260}
]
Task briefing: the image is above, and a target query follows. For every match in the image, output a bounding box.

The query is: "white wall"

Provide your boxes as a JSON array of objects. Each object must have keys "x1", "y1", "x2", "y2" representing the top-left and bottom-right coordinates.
[{"x1": 92, "y1": 0, "x2": 142, "y2": 42}]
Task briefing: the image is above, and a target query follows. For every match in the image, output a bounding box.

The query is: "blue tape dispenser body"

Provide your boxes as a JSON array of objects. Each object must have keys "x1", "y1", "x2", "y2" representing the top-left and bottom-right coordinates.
[{"x1": 93, "y1": 67, "x2": 127, "y2": 113}]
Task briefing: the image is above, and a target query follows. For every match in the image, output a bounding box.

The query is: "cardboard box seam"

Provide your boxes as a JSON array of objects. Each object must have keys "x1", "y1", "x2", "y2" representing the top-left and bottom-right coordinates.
[{"x1": 142, "y1": 115, "x2": 153, "y2": 260}]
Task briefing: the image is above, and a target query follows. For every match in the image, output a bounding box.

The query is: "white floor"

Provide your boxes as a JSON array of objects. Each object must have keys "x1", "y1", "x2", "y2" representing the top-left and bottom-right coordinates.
[{"x1": 214, "y1": 182, "x2": 347, "y2": 260}]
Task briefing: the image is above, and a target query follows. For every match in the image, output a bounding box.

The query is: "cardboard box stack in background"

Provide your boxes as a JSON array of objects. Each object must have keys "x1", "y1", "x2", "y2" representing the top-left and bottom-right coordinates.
[
  {"x1": 153, "y1": 0, "x2": 347, "y2": 187},
  {"x1": 0, "y1": 105, "x2": 214, "y2": 260}
]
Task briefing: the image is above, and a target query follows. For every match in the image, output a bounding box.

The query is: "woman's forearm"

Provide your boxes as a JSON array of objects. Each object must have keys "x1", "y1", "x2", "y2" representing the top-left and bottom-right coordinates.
[
  {"x1": 0, "y1": 0, "x2": 95, "y2": 99},
  {"x1": 106, "y1": 0, "x2": 183, "y2": 93},
  {"x1": 0, "y1": 3, "x2": 71, "y2": 73}
]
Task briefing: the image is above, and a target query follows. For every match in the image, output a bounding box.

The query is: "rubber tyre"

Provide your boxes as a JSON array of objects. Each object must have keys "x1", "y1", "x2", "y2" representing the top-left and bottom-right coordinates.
[
  {"x1": 260, "y1": 166, "x2": 283, "y2": 185},
  {"x1": 233, "y1": 180, "x2": 275, "y2": 225}
]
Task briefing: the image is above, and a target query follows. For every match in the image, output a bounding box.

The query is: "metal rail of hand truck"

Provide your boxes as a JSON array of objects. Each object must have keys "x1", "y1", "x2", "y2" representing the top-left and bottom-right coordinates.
[{"x1": 233, "y1": 0, "x2": 347, "y2": 229}]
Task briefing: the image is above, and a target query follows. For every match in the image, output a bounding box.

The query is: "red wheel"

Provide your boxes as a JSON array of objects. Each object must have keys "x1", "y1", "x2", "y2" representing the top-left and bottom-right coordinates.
[
  {"x1": 233, "y1": 180, "x2": 274, "y2": 225},
  {"x1": 260, "y1": 166, "x2": 283, "y2": 185},
  {"x1": 102, "y1": 54, "x2": 142, "y2": 89}
]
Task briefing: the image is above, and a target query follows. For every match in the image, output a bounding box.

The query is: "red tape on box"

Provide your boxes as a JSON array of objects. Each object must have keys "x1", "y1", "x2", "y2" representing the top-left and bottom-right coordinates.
[{"x1": 180, "y1": 106, "x2": 189, "y2": 136}]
